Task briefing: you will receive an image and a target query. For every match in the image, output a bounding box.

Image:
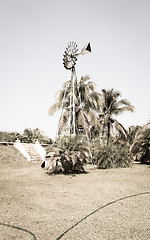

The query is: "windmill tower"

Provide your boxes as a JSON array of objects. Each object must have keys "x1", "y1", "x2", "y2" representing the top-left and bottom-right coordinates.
[{"x1": 59, "y1": 41, "x2": 91, "y2": 136}]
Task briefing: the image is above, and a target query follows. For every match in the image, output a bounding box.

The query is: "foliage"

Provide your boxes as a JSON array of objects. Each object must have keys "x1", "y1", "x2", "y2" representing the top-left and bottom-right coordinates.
[
  {"x1": 45, "y1": 147, "x2": 85, "y2": 174},
  {"x1": 20, "y1": 128, "x2": 52, "y2": 144},
  {"x1": 128, "y1": 125, "x2": 142, "y2": 145},
  {"x1": 47, "y1": 78, "x2": 136, "y2": 171},
  {"x1": 48, "y1": 76, "x2": 135, "y2": 149},
  {"x1": 0, "y1": 129, "x2": 53, "y2": 144},
  {"x1": 56, "y1": 135, "x2": 91, "y2": 162},
  {"x1": 131, "y1": 124, "x2": 150, "y2": 164},
  {"x1": 95, "y1": 143, "x2": 133, "y2": 169},
  {"x1": 43, "y1": 135, "x2": 91, "y2": 174},
  {"x1": 0, "y1": 131, "x2": 18, "y2": 142},
  {"x1": 99, "y1": 88, "x2": 134, "y2": 145},
  {"x1": 49, "y1": 76, "x2": 101, "y2": 136}
]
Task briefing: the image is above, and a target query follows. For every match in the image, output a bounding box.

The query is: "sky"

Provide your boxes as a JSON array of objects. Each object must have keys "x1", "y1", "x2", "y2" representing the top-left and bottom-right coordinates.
[{"x1": 0, "y1": 0, "x2": 150, "y2": 139}]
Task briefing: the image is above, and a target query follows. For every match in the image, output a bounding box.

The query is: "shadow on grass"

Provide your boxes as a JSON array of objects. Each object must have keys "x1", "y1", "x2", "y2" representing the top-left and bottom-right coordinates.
[{"x1": 45, "y1": 169, "x2": 88, "y2": 176}]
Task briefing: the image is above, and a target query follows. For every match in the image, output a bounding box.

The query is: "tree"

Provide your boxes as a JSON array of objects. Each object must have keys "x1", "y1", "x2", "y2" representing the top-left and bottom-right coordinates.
[
  {"x1": 20, "y1": 128, "x2": 52, "y2": 144},
  {"x1": 128, "y1": 125, "x2": 142, "y2": 145},
  {"x1": 0, "y1": 131, "x2": 18, "y2": 142},
  {"x1": 100, "y1": 88, "x2": 134, "y2": 145},
  {"x1": 49, "y1": 75, "x2": 102, "y2": 137},
  {"x1": 131, "y1": 123, "x2": 150, "y2": 164}
]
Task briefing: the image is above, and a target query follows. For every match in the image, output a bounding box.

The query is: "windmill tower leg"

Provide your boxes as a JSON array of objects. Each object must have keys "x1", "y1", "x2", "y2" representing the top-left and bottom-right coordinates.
[{"x1": 71, "y1": 68, "x2": 76, "y2": 136}]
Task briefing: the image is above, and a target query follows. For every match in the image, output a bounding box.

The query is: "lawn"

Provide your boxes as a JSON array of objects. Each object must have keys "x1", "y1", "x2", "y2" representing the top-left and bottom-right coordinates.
[{"x1": 0, "y1": 145, "x2": 150, "y2": 240}]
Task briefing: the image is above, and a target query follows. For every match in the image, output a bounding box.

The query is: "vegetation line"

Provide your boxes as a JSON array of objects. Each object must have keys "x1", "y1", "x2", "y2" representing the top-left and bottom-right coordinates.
[
  {"x1": 0, "y1": 222, "x2": 37, "y2": 240},
  {"x1": 56, "y1": 191, "x2": 150, "y2": 240}
]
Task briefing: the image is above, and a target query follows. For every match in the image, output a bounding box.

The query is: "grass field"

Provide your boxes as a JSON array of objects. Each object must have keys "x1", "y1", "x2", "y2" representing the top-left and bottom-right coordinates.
[{"x1": 0, "y1": 145, "x2": 150, "y2": 240}]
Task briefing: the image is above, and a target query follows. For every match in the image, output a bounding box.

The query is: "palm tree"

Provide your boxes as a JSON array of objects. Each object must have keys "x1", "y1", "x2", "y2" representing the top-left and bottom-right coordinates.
[
  {"x1": 49, "y1": 75, "x2": 102, "y2": 137},
  {"x1": 100, "y1": 88, "x2": 134, "y2": 145},
  {"x1": 128, "y1": 125, "x2": 142, "y2": 145},
  {"x1": 22, "y1": 128, "x2": 41, "y2": 143},
  {"x1": 131, "y1": 123, "x2": 150, "y2": 164}
]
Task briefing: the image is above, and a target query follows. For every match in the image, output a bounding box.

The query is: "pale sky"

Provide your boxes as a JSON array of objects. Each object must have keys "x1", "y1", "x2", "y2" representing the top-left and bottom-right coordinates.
[{"x1": 0, "y1": 0, "x2": 150, "y2": 139}]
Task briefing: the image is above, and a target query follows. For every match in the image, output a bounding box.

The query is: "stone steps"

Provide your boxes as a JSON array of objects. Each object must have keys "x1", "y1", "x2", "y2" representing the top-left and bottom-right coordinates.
[
  {"x1": 15, "y1": 141, "x2": 46, "y2": 162},
  {"x1": 22, "y1": 143, "x2": 43, "y2": 161}
]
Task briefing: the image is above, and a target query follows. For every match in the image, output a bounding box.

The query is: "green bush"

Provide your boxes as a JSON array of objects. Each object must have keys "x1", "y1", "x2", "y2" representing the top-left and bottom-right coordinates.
[
  {"x1": 44, "y1": 135, "x2": 92, "y2": 174},
  {"x1": 0, "y1": 131, "x2": 18, "y2": 142},
  {"x1": 0, "y1": 129, "x2": 53, "y2": 144},
  {"x1": 131, "y1": 127, "x2": 150, "y2": 164},
  {"x1": 55, "y1": 135, "x2": 91, "y2": 163},
  {"x1": 95, "y1": 144, "x2": 133, "y2": 169}
]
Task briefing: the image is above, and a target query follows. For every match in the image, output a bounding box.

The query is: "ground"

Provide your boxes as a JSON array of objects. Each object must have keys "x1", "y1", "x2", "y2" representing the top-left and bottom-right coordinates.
[{"x1": 0, "y1": 145, "x2": 150, "y2": 240}]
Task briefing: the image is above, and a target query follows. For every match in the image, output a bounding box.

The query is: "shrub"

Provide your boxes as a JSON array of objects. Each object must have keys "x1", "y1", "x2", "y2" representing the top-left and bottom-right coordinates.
[
  {"x1": 0, "y1": 131, "x2": 18, "y2": 142},
  {"x1": 56, "y1": 135, "x2": 91, "y2": 163},
  {"x1": 43, "y1": 135, "x2": 90, "y2": 174},
  {"x1": 44, "y1": 147, "x2": 85, "y2": 174},
  {"x1": 131, "y1": 126, "x2": 150, "y2": 164},
  {"x1": 95, "y1": 144, "x2": 133, "y2": 169},
  {"x1": 0, "y1": 129, "x2": 53, "y2": 145}
]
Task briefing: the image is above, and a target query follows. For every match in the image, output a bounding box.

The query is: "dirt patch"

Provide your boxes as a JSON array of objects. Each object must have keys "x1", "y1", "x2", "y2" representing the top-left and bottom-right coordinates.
[{"x1": 0, "y1": 146, "x2": 150, "y2": 239}]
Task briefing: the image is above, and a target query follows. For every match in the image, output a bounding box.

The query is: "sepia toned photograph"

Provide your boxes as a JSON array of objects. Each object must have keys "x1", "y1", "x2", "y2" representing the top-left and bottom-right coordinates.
[{"x1": 0, "y1": 0, "x2": 150, "y2": 239}]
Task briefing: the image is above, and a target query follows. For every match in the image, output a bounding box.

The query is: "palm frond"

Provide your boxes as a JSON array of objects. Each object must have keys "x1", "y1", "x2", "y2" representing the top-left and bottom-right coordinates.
[
  {"x1": 62, "y1": 79, "x2": 71, "y2": 89},
  {"x1": 80, "y1": 75, "x2": 90, "y2": 84},
  {"x1": 55, "y1": 90, "x2": 62, "y2": 101},
  {"x1": 58, "y1": 110, "x2": 69, "y2": 132},
  {"x1": 89, "y1": 92, "x2": 101, "y2": 109},
  {"x1": 117, "y1": 99, "x2": 134, "y2": 112},
  {"x1": 86, "y1": 109, "x2": 99, "y2": 124},
  {"x1": 115, "y1": 105, "x2": 134, "y2": 115},
  {"x1": 87, "y1": 81, "x2": 97, "y2": 91},
  {"x1": 48, "y1": 103, "x2": 58, "y2": 115},
  {"x1": 57, "y1": 90, "x2": 65, "y2": 103},
  {"x1": 114, "y1": 119, "x2": 128, "y2": 138},
  {"x1": 112, "y1": 89, "x2": 121, "y2": 98}
]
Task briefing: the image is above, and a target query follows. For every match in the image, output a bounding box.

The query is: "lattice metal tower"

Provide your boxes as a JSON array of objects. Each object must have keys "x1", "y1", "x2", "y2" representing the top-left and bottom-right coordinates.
[{"x1": 61, "y1": 41, "x2": 91, "y2": 136}]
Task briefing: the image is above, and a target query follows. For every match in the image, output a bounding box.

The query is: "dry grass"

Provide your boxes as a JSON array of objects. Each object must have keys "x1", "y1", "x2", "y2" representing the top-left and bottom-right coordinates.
[{"x1": 0, "y1": 145, "x2": 150, "y2": 239}]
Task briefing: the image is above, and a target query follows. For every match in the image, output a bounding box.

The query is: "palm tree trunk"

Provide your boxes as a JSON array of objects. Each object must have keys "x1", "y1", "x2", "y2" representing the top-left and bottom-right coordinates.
[{"x1": 107, "y1": 123, "x2": 110, "y2": 145}]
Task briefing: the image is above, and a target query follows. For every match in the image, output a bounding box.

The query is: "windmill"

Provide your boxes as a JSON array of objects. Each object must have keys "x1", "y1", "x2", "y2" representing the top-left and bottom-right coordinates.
[{"x1": 61, "y1": 41, "x2": 92, "y2": 136}]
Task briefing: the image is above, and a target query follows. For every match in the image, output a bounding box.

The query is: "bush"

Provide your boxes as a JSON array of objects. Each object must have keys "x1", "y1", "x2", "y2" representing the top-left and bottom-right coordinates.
[
  {"x1": 44, "y1": 147, "x2": 85, "y2": 174},
  {"x1": 131, "y1": 126, "x2": 150, "y2": 164},
  {"x1": 0, "y1": 129, "x2": 53, "y2": 145},
  {"x1": 0, "y1": 131, "x2": 18, "y2": 142},
  {"x1": 95, "y1": 144, "x2": 133, "y2": 169},
  {"x1": 43, "y1": 135, "x2": 91, "y2": 174},
  {"x1": 56, "y1": 135, "x2": 91, "y2": 163}
]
